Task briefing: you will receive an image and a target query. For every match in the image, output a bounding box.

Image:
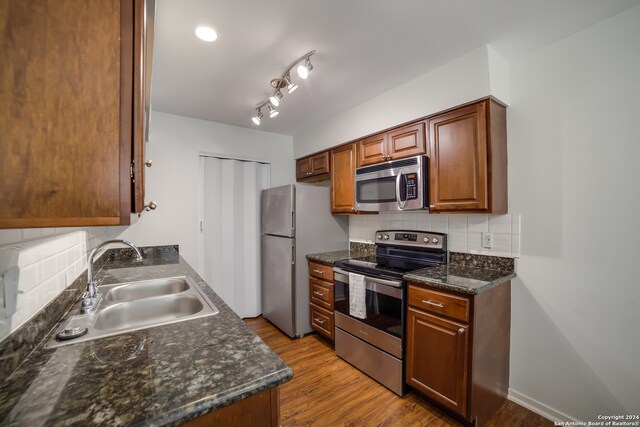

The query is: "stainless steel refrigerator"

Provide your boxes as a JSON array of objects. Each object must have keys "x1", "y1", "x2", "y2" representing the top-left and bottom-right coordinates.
[{"x1": 261, "y1": 184, "x2": 348, "y2": 337}]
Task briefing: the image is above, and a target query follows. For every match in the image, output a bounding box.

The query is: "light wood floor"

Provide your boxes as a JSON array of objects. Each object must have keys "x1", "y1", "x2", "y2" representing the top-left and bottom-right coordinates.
[{"x1": 245, "y1": 316, "x2": 553, "y2": 427}]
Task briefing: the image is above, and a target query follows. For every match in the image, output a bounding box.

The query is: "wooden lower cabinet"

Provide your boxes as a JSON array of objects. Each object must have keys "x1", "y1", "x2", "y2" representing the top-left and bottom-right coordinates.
[
  {"x1": 181, "y1": 387, "x2": 280, "y2": 427},
  {"x1": 406, "y1": 307, "x2": 469, "y2": 415},
  {"x1": 406, "y1": 281, "x2": 511, "y2": 426},
  {"x1": 308, "y1": 260, "x2": 335, "y2": 340}
]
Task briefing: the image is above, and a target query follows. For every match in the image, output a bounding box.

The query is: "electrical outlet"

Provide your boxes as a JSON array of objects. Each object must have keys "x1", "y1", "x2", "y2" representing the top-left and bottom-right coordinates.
[{"x1": 481, "y1": 232, "x2": 493, "y2": 249}]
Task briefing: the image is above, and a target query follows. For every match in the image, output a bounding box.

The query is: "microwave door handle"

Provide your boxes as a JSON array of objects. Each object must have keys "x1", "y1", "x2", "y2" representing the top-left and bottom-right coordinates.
[{"x1": 396, "y1": 173, "x2": 407, "y2": 209}]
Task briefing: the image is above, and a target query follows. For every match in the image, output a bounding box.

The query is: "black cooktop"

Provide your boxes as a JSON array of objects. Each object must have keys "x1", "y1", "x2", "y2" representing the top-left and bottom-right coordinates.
[{"x1": 335, "y1": 253, "x2": 444, "y2": 280}]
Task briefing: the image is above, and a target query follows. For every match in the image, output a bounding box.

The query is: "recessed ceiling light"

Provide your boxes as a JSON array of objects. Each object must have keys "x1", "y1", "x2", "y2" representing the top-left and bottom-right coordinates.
[{"x1": 195, "y1": 26, "x2": 217, "y2": 42}]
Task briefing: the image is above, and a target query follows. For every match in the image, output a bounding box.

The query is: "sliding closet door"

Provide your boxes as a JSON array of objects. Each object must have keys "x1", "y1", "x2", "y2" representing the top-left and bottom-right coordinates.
[{"x1": 202, "y1": 157, "x2": 270, "y2": 318}]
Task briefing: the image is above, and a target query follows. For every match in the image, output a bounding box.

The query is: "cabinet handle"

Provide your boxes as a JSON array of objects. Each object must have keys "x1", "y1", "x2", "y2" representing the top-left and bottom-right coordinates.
[
  {"x1": 314, "y1": 318, "x2": 325, "y2": 324},
  {"x1": 458, "y1": 328, "x2": 465, "y2": 334},
  {"x1": 313, "y1": 291, "x2": 325, "y2": 297},
  {"x1": 312, "y1": 269, "x2": 324, "y2": 275},
  {"x1": 422, "y1": 300, "x2": 444, "y2": 308}
]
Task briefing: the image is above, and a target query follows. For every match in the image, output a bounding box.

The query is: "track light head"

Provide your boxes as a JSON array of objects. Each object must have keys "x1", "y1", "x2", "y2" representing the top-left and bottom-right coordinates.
[
  {"x1": 269, "y1": 90, "x2": 283, "y2": 107},
  {"x1": 297, "y1": 58, "x2": 313, "y2": 79},
  {"x1": 283, "y1": 75, "x2": 298, "y2": 94},
  {"x1": 268, "y1": 103, "x2": 279, "y2": 118},
  {"x1": 252, "y1": 108, "x2": 263, "y2": 125}
]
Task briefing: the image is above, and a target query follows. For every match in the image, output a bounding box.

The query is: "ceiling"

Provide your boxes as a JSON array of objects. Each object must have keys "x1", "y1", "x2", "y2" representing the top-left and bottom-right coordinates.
[{"x1": 151, "y1": 0, "x2": 640, "y2": 136}]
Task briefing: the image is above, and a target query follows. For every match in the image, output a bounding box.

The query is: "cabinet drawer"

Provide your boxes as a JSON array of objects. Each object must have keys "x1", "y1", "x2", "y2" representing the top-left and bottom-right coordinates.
[
  {"x1": 310, "y1": 278, "x2": 334, "y2": 311},
  {"x1": 408, "y1": 284, "x2": 470, "y2": 323},
  {"x1": 310, "y1": 303, "x2": 334, "y2": 340},
  {"x1": 309, "y1": 261, "x2": 333, "y2": 281}
]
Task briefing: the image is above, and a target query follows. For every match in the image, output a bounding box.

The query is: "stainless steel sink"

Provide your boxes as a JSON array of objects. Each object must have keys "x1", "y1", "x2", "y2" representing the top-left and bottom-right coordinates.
[
  {"x1": 94, "y1": 294, "x2": 204, "y2": 332},
  {"x1": 102, "y1": 277, "x2": 190, "y2": 302},
  {"x1": 46, "y1": 276, "x2": 219, "y2": 349}
]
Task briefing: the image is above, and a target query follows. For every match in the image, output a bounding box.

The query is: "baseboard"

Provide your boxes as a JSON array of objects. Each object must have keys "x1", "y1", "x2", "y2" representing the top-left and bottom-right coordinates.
[{"x1": 508, "y1": 388, "x2": 578, "y2": 423}]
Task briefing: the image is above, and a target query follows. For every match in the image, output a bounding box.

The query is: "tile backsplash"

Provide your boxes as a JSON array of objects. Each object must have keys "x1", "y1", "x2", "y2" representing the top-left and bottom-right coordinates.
[
  {"x1": 0, "y1": 227, "x2": 109, "y2": 342},
  {"x1": 349, "y1": 212, "x2": 521, "y2": 258}
]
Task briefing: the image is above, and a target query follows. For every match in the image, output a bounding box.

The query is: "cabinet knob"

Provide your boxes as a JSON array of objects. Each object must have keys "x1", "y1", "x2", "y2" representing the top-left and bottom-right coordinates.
[
  {"x1": 351, "y1": 207, "x2": 356, "y2": 212},
  {"x1": 144, "y1": 201, "x2": 157, "y2": 212},
  {"x1": 458, "y1": 328, "x2": 465, "y2": 334},
  {"x1": 145, "y1": 160, "x2": 152, "y2": 167},
  {"x1": 429, "y1": 205, "x2": 436, "y2": 209}
]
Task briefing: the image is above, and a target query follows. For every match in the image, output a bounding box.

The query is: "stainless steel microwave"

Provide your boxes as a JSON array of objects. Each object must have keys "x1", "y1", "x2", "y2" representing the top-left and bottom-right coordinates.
[{"x1": 354, "y1": 155, "x2": 428, "y2": 212}]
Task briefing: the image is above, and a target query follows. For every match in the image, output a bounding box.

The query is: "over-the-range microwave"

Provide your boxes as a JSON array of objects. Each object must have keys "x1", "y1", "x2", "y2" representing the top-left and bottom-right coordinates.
[{"x1": 354, "y1": 155, "x2": 428, "y2": 212}]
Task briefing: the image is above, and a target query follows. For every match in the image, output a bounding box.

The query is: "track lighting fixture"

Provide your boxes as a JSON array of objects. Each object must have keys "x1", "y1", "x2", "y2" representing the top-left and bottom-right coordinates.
[{"x1": 251, "y1": 50, "x2": 315, "y2": 125}]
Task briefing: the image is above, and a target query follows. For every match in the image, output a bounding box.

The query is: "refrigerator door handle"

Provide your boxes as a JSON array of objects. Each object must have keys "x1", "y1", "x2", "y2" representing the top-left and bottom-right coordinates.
[
  {"x1": 291, "y1": 211, "x2": 295, "y2": 232},
  {"x1": 291, "y1": 244, "x2": 295, "y2": 265}
]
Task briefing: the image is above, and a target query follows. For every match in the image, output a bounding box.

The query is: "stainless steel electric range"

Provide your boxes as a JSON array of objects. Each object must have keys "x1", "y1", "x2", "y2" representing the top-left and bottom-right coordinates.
[{"x1": 333, "y1": 230, "x2": 447, "y2": 395}]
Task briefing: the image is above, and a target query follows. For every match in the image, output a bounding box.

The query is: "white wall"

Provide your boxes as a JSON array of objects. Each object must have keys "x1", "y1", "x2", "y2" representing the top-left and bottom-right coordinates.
[
  {"x1": 113, "y1": 112, "x2": 294, "y2": 274},
  {"x1": 293, "y1": 45, "x2": 497, "y2": 158},
  {"x1": 506, "y1": 5, "x2": 640, "y2": 421}
]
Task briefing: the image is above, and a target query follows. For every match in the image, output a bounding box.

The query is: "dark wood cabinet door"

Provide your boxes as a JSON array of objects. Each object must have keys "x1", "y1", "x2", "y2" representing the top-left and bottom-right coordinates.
[
  {"x1": 357, "y1": 133, "x2": 387, "y2": 167},
  {"x1": 311, "y1": 151, "x2": 330, "y2": 176},
  {"x1": 296, "y1": 158, "x2": 312, "y2": 180},
  {"x1": 0, "y1": 0, "x2": 134, "y2": 228},
  {"x1": 406, "y1": 306, "x2": 469, "y2": 417},
  {"x1": 428, "y1": 101, "x2": 488, "y2": 212},
  {"x1": 330, "y1": 143, "x2": 357, "y2": 214},
  {"x1": 387, "y1": 122, "x2": 426, "y2": 160}
]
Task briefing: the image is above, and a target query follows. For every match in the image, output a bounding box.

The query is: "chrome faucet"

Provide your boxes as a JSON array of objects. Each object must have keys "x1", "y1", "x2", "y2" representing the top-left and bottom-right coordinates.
[{"x1": 82, "y1": 239, "x2": 143, "y2": 314}]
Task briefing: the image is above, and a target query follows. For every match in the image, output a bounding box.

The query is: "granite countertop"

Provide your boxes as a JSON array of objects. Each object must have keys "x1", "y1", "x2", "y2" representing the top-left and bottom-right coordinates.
[
  {"x1": 306, "y1": 250, "x2": 352, "y2": 265},
  {"x1": 0, "y1": 247, "x2": 292, "y2": 426},
  {"x1": 404, "y1": 264, "x2": 516, "y2": 295},
  {"x1": 306, "y1": 247, "x2": 515, "y2": 295}
]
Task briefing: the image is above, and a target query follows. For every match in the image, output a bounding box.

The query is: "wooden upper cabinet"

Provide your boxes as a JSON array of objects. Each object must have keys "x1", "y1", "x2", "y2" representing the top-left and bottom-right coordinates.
[
  {"x1": 357, "y1": 133, "x2": 387, "y2": 167},
  {"x1": 357, "y1": 122, "x2": 426, "y2": 167},
  {"x1": 387, "y1": 122, "x2": 426, "y2": 160},
  {"x1": 330, "y1": 143, "x2": 357, "y2": 214},
  {"x1": 0, "y1": 0, "x2": 147, "y2": 228},
  {"x1": 296, "y1": 151, "x2": 330, "y2": 181},
  {"x1": 428, "y1": 99, "x2": 507, "y2": 214}
]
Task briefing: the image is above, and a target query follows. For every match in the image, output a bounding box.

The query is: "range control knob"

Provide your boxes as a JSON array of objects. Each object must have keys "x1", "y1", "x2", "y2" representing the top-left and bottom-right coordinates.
[
  {"x1": 383, "y1": 234, "x2": 390, "y2": 240},
  {"x1": 423, "y1": 237, "x2": 429, "y2": 243},
  {"x1": 377, "y1": 234, "x2": 383, "y2": 240},
  {"x1": 432, "y1": 237, "x2": 439, "y2": 244}
]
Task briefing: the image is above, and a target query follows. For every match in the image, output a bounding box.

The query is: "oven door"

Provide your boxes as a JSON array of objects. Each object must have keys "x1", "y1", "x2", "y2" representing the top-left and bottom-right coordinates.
[
  {"x1": 354, "y1": 155, "x2": 427, "y2": 212},
  {"x1": 333, "y1": 268, "x2": 404, "y2": 358}
]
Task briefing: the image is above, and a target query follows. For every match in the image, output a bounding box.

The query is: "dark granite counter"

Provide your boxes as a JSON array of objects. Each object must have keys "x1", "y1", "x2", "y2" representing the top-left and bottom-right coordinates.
[
  {"x1": 404, "y1": 264, "x2": 516, "y2": 295},
  {"x1": 306, "y1": 242, "x2": 376, "y2": 265},
  {"x1": 306, "y1": 250, "x2": 351, "y2": 265},
  {"x1": 306, "y1": 245, "x2": 515, "y2": 295},
  {"x1": 0, "y1": 247, "x2": 292, "y2": 426}
]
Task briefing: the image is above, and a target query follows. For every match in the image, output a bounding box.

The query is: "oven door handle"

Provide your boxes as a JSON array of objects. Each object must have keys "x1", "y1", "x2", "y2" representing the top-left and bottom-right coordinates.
[
  {"x1": 334, "y1": 268, "x2": 403, "y2": 289},
  {"x1": 396, "y1": 172, "x2": 407, "y2": 209}
]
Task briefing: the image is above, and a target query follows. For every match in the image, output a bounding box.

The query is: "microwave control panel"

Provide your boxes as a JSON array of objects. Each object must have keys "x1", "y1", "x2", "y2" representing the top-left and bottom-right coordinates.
[{"x1": 405, "y1": 173, "x2": 418, "y2": 199}]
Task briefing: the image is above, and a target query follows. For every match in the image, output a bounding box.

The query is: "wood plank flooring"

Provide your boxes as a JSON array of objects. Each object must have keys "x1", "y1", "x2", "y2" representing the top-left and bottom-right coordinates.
[{"x1": 245, "y1": 316, "x2": 553, "y2": 427}]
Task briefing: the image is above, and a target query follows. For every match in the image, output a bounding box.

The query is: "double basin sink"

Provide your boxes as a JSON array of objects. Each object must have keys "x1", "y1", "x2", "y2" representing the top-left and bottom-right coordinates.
[{"x1": 46, "y1": 276, "x2": 219, "y2": 349}]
